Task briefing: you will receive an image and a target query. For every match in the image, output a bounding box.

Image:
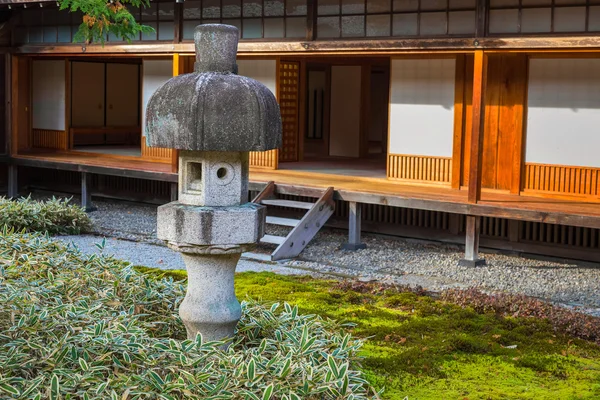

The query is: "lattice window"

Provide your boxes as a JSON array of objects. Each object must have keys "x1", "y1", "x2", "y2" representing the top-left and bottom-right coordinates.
[
  {"x1": 316, "y1": 0, "x2": 477, "y2": 39},
  {"x1": 13, "y1": 1, "x2": 176, "y2": 44},
  {"x1": 279, "y1": 61, "x2": 299, "y2": 162},
  {"x1": 488, "y1": 0, "x2": 600, "y2": 35},
  {"x1": 182, "y1": 0, "x2": 307, "y2": 39}
]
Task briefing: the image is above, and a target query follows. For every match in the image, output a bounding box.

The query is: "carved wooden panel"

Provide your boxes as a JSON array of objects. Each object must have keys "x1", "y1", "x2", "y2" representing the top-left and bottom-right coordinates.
[
  {"x1": 524, "y1": 163, "x2": 600, "y2": 198},
  {"x1": 387, "y1": 154, "x2": 452, "y2": 184}
]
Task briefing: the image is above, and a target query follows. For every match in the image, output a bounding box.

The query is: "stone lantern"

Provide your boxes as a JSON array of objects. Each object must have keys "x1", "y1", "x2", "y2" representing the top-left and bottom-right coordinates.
[{"x1": 145, "y1": 24, "x2": 282, "y2": 342}]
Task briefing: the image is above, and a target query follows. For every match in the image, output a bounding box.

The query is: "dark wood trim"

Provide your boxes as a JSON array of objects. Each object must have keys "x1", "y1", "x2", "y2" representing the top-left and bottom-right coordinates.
[
  {"x1": 451, "y1": 54, "x2": 465, "y2": 189},
  {"x1": 475, "y1": 0, "x2": 487, "y2": 38},
  {"x1": 306, "y1": 0, "x2": 316, "y2": 41},
  {"x1": 467, "y1": 50, "x2": 487, "y2": 204},
  {"x1": 174, "y1": 2, "x2": 183, "y2": 44},
  {"x1": 11, "y1": 36, "x2": 600, "y2": 56},
  {"x1": 4, "y1": 54, "x2": 11, "y2": 156}
]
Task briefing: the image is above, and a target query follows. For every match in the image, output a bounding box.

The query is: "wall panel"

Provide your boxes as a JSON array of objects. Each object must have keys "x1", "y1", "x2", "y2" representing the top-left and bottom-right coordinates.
[
  {"x1": 238, "y1": 59, "x2": 280, "y2": 168},
  {"x1": 389, "y1": 58, "x2": 455, "y2": 158},
  {"x1": 142, "y1": 59, "x2": 173, "y2": 162},
  {"x1": 106, "y1": 63, "x2": 140, "y2": 127},
  {"x1": 71, "y1": 62, "x2": 105, "y2": 128},
  {"x1": 526, "y1": 58, "x2": 600, "y2": 169},
  {"x1": 32, "y1": 60, "x2": 65, "y2": 131},
  {"x1": 330, "y1": 65, "x2": 361, "y2": 158}
]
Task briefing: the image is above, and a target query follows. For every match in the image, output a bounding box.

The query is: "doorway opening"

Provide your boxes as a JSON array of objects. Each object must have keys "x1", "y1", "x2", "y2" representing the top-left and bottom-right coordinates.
[
  {"x1": 281, "y1": 58, "x2": 390, "y2": 179},
  {"x1": 70, "y1": 60, "x2": 142, "y2": 157}
]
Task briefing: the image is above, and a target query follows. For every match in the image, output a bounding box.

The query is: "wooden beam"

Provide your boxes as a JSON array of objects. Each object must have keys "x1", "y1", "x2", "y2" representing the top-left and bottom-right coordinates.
[
  {"x1": 13, "y1": 36, "x2": 600, "y2": 56},
  {"x1": 342, "y1": 202, "x2": 366, "y2": 250},
  {"x1": 451, "y1": 54, "x2": 466, "y2": 189},
  {"x1": 4, "y1": 54, "x2": 11, "y2": 155},
  {"x1": 459, "y1": 215, "x2": 486, "y2": 267},
  {"x1": 81, "y1": 172, "x2": 96, "y2": 212},
  {"x1": 170, "y1": 182, "x2": 178, "y2": 202},
  {"x1": 306, "y1": 0, "x2": 316, "y2": 41},
  {"x1": 7, "y1": 164, "x2": 17, "y2": 198},
  {"x1": 467, "y1": 50, "x2": 488, "y2": 204},
  {"x1": 475, "y1": 0, "x2": 487, "y2": 38}
]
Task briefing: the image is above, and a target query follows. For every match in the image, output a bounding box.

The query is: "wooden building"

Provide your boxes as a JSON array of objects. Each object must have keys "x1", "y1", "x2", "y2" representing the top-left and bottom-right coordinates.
[{"x1": 1, "y1": 0, "x2": 600, "y2": 262}]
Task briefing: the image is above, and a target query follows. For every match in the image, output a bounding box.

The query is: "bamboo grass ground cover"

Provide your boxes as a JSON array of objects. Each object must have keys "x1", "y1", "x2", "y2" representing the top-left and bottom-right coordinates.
[
  {"x1": 0, "y1": 196, "x2": 91, "y2": 235},
  {"x1": 0, "y1": 231, "x2": 377, "y2": 399}
]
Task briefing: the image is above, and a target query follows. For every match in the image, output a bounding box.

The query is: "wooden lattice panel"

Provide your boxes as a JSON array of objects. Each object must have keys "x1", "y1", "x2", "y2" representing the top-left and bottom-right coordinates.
[
  {"x1": 278, "y1": 61, "x2": 299, "y2": 162},
  {"x1": 32, "y1": 129, "x2": 68, "y2": 150},
  {"x1": 524, "y1": 163, "x2": 600, "y2": 198},
  {"x1": 250, "y1": 149, "x2": 278, "y2": 170},
  {"x1": 387, "y1": 154, "x2": 452, "y2": 184}
]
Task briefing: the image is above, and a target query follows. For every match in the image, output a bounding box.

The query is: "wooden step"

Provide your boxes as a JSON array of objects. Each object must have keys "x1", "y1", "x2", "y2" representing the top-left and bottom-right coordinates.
[
  {"x1": 261, "y1": 199, "x2": 314, "y2": 210},
  {"x1": 266, "y1": 216, "x2": 300, "y2": 227},
  {"x1": 260, "y1": 234, "x2": 286, "y2": 245}
]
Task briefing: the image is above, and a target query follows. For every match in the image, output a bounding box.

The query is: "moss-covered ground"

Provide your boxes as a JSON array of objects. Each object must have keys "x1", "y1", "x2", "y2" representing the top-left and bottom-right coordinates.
[{"x1": 141, "y1": 268, "x2": 600, "y2": 400}]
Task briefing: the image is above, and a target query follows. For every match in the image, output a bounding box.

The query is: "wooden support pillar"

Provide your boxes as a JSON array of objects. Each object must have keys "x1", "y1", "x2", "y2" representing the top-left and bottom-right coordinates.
[
  {"x1": 81, "y1": 172, "x2": 96, "y2": 212},
  {"x1": 170, "y1": 182, "x2": 178, "y2": 202},
  {"x1": 342, "y1": 202, "x2": 366, "y2": 251},
  {"x1": 460, "y1": 50, "x2": 488, "y2": 267},
  {"x1": 459, "y1": 215, "x2": 485, "y2": 267},
  {"x1": 7, "y1": 164, "x2": 17, "y2": 199}
]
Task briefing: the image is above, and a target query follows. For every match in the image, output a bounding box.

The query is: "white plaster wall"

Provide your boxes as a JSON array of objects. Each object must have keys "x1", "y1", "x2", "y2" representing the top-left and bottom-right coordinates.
[
  {"x1": 237, "y1": 60, "x2": 277, "y2": 96},
  {"x1": 142, "y1": 59, "x2": 173, "y2": 135},
  {"x1": 389, "y1": 59, "x2": 455, "y2": 157},
  {"x1": 330, "y1": 66, "x2": 362, "y2": 158},
  {"x1": 526, "y1": 58, "x2": 600, "y2": 168},
  {"x1": 32, "y1": 60, "x2": 65, "y2": 130}
]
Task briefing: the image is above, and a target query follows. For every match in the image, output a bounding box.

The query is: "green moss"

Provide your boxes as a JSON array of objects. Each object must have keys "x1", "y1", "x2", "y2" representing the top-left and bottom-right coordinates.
[{"x1": 136, "y1": 268, "x2": 600, "y2": 400}]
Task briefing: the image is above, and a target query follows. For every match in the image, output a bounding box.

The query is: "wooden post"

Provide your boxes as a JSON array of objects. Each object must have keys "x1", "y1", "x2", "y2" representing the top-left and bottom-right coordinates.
[
  {"x1": 468, "y1": 50, "x2": 487, "y2": 204},
  {"x1": 170, "y1": 182, "x2": 178, "y2": 202},
  {"x1": 342, "y1": 202, "x2": 366, "y2": 251},
  {"x1": 81, "y1": 172, "x2": 96, "y2": 212},
  {"x1": 7, "y1": 164, "x2": 17, "y2": 199},
  {"x1": 460, "y1": 50, "x2": 488, "y2": 267},
  {"x1": 459, "y1": 215, "x2": 485, "y2": 267}
]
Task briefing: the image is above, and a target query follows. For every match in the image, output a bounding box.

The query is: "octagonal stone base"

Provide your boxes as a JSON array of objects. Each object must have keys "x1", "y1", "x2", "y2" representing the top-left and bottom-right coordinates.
[{"x1": 157, "y1": 201, "x2": 265, "y2": 246}]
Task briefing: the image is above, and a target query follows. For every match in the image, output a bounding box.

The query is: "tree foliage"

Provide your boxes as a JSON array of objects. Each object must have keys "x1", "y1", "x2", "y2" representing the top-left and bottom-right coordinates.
[{"x1": 58, "y1": 0, "x2": 154, "y2": 44}]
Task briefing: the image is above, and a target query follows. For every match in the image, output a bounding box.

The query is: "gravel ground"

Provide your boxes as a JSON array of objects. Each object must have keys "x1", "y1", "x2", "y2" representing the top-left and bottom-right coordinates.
[
  {"x1": 55, "y1": 235, "x2": 312, "y2": 276},
  {"x1": 30, "y1": 193, "x2": 600, "y2": 311}
]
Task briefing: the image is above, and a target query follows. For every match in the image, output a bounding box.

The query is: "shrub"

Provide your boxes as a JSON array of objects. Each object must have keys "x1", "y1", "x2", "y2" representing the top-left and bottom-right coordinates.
[
  {"x1": 0, "y1": 196, "x2": 92, "y2": 235},
  {"x1": 0, "y1": 231, "x2": 380, "y2": 399}
]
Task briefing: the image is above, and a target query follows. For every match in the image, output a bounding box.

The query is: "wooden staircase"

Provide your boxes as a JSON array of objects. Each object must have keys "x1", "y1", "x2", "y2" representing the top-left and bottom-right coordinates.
[{"x1": 252, "y1": 181, "x2": 335, "y2": 261}]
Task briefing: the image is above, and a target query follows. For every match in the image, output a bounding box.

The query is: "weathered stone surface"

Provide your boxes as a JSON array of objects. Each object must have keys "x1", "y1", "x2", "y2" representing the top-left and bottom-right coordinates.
[
  {"x1": 179, "y1": 252, "x2": 242, "y2": 343},
  {"x1": 178, "y1": 150, "x2": 249, "y2": 207},
  {"x1": 157, "y1": 201, "x2": 265, "y2": 246},
  {"x1": 145, "y1": 24, "x2": 282, "y2": 152}
]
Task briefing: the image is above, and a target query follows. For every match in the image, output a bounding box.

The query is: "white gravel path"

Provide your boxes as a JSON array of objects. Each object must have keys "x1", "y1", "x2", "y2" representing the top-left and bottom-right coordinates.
[{"x1": 55, "y1": 235, "x2": 310, "y2": 275}]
